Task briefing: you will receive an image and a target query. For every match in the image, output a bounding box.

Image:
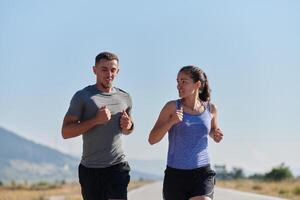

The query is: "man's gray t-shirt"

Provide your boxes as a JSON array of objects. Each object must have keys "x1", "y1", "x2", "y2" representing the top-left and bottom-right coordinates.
[{"x1": 66, "y1": 85, "x2": 132, "y2": 168}]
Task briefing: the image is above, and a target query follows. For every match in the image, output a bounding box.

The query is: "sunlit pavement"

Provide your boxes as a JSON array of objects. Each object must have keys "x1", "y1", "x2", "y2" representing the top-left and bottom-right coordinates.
[{"x1": 128, "y1": 181, "x2": 288, "y2": 200}]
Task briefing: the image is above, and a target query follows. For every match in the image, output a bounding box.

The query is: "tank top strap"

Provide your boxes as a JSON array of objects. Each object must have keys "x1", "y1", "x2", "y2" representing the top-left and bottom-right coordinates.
[
  {"x1": 204, "y1": 101, "x2": 211, "y2": 113},
  {"x1": 176, "y1": 99, "x2": 182, "y2": 110}
]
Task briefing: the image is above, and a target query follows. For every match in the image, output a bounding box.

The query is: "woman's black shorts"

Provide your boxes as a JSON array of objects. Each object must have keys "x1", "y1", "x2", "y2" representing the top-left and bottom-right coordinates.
[{"x1": 163, "y1": 165, "x2": 216, "y2": 200}]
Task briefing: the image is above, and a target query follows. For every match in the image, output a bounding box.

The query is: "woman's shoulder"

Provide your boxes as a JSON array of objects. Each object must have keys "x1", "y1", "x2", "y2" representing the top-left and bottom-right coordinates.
[
  {"x1": 163, "y1": 100, "x2": 179, "y2": 112},
  {"x1": 206, "y1": 101, "x2": 217, "y2": 114}
]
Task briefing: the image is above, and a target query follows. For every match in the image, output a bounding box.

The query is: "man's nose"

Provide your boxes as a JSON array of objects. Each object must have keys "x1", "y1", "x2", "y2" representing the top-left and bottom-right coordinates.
[{"x1": 107, "y1": 71, "x2": 113, "y2": 76}]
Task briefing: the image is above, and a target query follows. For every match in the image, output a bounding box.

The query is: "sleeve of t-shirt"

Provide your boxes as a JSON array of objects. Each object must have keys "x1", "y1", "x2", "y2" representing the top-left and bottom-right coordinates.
[
  {"x1": 66, "y1": 91, "x2": 84, "y2": 119},
  {"x1": 126, "y1": 94, "x2": 133, "y2": 116}
]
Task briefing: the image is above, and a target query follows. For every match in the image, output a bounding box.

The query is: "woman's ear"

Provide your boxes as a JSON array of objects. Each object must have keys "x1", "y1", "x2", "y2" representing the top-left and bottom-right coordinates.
[{"x1": 196, "y1": 80, "x2": 202, "y2": 89}]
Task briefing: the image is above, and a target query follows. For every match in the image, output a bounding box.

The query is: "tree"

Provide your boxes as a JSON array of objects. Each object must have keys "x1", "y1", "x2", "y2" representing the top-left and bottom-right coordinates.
[
  {"x1": 248, "y1": 173, "x2": 264, "y2": 180},
  {"x1": 264, "y1": 163, "x2": 293, "y2": 181},
  {"x1": 231, "y1": 167, "x2": 245, "y2": 179}
]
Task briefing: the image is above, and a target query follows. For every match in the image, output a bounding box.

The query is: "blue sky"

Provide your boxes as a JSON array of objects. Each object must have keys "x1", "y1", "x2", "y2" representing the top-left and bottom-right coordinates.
[{"x1": 1, "y1": 0, "x2": 300, "y2": 175}]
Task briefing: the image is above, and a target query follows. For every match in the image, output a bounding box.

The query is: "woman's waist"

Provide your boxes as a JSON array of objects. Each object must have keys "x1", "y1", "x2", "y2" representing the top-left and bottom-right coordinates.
[
  {"x1": 167, "y1": 149, "x2": 210, "y2": 169},
  {"x1": 165, "y1": 164, "x2": 211, "y2": 174}
]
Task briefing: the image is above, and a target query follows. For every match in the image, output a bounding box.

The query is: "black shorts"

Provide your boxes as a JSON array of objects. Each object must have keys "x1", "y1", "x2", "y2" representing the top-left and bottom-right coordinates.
[
  {"x1": 78, "y1": 162, "x2": 130, "y2": 200},
  {"x1": 163, "y1": 165, "x2": 216, "y2": 200}
]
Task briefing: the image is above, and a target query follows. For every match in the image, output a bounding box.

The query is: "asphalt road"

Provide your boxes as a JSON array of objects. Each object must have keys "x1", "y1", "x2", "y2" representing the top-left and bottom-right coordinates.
[{"x1": 128, "y1": 181, "x2": 288, "y2": 200}]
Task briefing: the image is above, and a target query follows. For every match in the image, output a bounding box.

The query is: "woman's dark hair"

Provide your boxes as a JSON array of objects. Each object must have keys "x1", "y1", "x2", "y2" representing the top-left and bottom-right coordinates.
[{"x1": 179, "y1": 65, "x2": 211, "y2": 102}]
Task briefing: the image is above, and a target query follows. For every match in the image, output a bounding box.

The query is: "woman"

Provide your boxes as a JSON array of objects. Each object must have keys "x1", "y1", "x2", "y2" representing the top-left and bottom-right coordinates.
[{"x1": 148, "y1": 65, "x2": 223, "y2": 200}]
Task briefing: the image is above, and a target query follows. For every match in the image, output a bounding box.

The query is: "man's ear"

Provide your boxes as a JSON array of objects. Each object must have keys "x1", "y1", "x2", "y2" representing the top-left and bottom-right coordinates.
[{"x1": 92, "y1": 65, "x2": 97, "y2": 75}]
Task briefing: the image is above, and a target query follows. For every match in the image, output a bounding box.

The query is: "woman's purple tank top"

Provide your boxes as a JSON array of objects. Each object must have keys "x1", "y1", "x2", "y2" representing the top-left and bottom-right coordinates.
[{"x1": 167, "y1": 99, "x2": 212, "y2": 169}]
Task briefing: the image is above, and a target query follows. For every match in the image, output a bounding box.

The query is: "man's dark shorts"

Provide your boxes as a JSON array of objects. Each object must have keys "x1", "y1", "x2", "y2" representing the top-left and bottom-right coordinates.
[
  {"x1": 79, "y1": 162, "x2": 130, "y2": 200},
  {"x1": 163, "y1": 165, "x2": 216, "y2": 200}
]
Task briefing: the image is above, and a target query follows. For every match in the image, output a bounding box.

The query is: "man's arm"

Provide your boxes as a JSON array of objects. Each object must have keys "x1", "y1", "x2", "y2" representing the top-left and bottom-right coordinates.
[
  {"x1": 61, "y1": 106, "x2": 111, "y2": 139},
  {"x1": 62, "y1": 115, "x2": 97, "y2": 139}
]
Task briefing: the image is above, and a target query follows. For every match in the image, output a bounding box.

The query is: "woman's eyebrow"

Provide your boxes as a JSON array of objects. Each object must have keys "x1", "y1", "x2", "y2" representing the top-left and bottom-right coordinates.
[{"x1": 177, "y1": 78, "x2": 190, "y2": 81}]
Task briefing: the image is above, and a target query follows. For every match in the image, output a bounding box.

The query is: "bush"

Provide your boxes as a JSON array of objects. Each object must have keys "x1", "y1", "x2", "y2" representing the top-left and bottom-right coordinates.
[
  {"x1": 249, "y1": 173, "x2": 264, "y2": 180},
  {"x1": 293, "y1": 186, "x2": 300, "y2": 195},
  {"x1": 231, "y1": 167, "x2": 245, "y2": 179},
  {"x1": 252, "y1": 185, "x2": 263, "y2": 190},
  {"x1": 30, "y1": 181, "x2": 59, "y2": 190},
  {"x1": 264, "y1": 163, "x2": 293, "y2": 181},
  {"x1": 278, "y1": 189, "x2": 289, "y2": 195}
]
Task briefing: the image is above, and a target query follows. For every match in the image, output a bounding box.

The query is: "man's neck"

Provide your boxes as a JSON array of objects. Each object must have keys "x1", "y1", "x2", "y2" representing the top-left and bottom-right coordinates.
[{"x1": 95, "y1": 83, "x2": 113, "y2": 93}]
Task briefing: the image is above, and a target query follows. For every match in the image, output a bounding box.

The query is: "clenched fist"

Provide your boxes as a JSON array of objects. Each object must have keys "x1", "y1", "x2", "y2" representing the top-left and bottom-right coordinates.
[
  {"x1": 120, "y1": 110, "x2": 133, "y2": 132},
  {"x1": 94, "y1": 106, "x2": 111, "y2": 125},
  {"x1": 170, "y1": 106, "x2": 183, "y2": 125},
  {"x1": 211, "y1": 128, "x2": 223, "y2": 143}
]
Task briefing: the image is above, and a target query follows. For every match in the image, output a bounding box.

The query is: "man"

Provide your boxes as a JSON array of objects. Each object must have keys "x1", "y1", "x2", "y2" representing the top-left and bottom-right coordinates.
[{"x1": 62, "y1": 51, "x2": 134, "y2": 200}]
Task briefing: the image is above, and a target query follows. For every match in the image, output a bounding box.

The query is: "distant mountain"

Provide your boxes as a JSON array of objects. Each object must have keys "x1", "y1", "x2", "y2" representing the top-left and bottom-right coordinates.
[
  {"x1": 0, "y1": 127, "x2": 79, "y2": 183},
  {"x1": 0, "y1": 127, "x2": 161, "y2": 183}
]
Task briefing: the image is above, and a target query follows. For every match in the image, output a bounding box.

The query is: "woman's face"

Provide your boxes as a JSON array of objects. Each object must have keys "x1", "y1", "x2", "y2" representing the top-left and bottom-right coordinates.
[{"x1": 176, "y1": 71, "x2": 200, "y2": 98}]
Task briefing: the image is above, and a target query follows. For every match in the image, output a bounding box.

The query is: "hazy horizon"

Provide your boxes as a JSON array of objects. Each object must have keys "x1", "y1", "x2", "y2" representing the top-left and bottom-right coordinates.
[{"x1": 1, "y1": 125, "x2": 299, "y2": 177}]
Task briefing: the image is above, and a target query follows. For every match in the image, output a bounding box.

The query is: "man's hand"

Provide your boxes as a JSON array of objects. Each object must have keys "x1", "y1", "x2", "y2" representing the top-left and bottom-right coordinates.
[
  {"x1": 120, "y1": 110, "x2": 133, "y2": 132},
  {"x1": 94, "y1": 106, "x2": 111, "y2": 125}
]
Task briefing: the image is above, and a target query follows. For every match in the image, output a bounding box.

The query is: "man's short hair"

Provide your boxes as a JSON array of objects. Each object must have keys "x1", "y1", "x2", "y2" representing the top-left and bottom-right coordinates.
[{"x1": 95, "y1": 52, "x2": 119, "y2": 64}]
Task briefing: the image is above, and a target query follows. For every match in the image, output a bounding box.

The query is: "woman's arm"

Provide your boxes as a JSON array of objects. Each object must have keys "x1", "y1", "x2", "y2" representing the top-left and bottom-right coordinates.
[
  {"x1": 209, "y1": 103, "x2": 223, "y2": 143},
  {"x1": 148, "y1": 101, "x2": 183, "y2": 145}
]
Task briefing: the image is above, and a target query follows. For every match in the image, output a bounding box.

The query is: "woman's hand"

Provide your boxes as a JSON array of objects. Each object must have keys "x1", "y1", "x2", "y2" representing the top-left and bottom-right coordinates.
[
  {"x1": 211, "y1": 128, "x2": 223, "y2": 143},
  {"x1": 170, "y1": 107, "x2": 183, "y2": 125}
]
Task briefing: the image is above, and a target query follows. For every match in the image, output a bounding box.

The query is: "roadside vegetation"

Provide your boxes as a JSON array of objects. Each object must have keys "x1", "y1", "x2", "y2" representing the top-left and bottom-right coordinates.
[
  {"x1": 0, "y1": 179, "x2": 153, "y2": 200},
  {"x1": 1, "y1": 163, "x2": 299, "y2": 200},
  {"x1": 215, "y1": 163, "x2": 300, "y2": 200}
]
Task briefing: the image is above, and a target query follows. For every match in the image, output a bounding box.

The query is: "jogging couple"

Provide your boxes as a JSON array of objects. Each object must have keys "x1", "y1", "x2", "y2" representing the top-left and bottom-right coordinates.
[{"x1": 61, "y1": 51, "x2": 223, "y2": 200}]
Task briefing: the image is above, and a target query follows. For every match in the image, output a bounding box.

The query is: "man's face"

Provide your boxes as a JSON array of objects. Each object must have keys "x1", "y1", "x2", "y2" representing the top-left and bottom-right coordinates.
[{"x1": 93, "y1": 59, "x2": 119, "y2": 89}]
